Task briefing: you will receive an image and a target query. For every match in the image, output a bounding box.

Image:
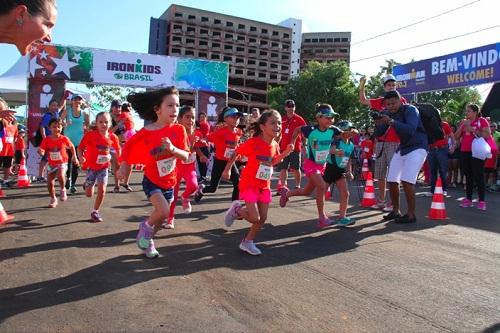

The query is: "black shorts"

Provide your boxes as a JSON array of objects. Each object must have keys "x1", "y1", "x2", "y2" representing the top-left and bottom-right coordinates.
[
  {"x1": 322, "y1": 162, "x2": 346, "y2": 184},
  {"x1": 15, "y1": 151, "x2": 23, "y2": 164},
  {"x1": 0, "y1": 156, "x2": 13, "y2": 168},
  {"x1": 276, "y1": 151, "x2": 301, "y2": 171}
]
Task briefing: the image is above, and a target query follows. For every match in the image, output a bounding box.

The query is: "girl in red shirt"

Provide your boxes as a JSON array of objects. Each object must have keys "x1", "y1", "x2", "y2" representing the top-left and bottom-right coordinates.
[
  {"x1": 221, "y1": 110, "x2": 294, "y2": 255},
  {"x1": 78, "y1": 112, "x2": 121, "y2": 223},
  {"x1": 118, "y1": 87, "x2": 190, "y2": 259},
  {"x1": 0, "y1": 120, "x2": 18, "y2": 184},
  {"x1": 194, "y1": 107, "x2": 244, "y2": 203},
  {"x1": 38, "y1": 119, "x2": 79, "y2": 208},
  {"x1": 195, "y1": 112, "x2": 210, "y2": 181},
  {"x1": 165, "y1": 106, "x2": 206, "y2": 229}
]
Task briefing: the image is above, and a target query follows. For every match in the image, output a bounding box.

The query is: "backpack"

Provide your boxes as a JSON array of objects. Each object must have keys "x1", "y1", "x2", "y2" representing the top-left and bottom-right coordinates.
[{"x1": 411, "y1": 103, "x2": 445, "y2": 144}]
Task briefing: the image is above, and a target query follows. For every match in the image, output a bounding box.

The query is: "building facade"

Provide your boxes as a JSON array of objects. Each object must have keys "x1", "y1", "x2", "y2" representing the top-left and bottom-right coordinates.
[{"x1": 300, "y1": 32, "x2": 351, "y2": 70}]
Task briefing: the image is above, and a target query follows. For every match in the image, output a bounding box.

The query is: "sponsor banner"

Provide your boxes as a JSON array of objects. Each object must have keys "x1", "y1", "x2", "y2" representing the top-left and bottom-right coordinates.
[
  {"x1": 394, "y1": 42, "x2": 500, "y2": 94},
  {"x1": 175, "y1": 59, "x2": 229, "y2": 93},
  {"x1": 196, "y1": 91, "x2": 227, "y2": 125},
  {"x1": 93, "y1": 50, "x2": 174, "y2": 87}
]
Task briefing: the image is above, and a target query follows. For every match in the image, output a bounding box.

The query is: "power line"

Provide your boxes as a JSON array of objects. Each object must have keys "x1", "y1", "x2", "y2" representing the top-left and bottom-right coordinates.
[
  {"x1": 351, "y1": 0, "x2": 481, "y2": 46},
  {"x1": 351, "y1": 24, "x2": 500, "y2": 63}
]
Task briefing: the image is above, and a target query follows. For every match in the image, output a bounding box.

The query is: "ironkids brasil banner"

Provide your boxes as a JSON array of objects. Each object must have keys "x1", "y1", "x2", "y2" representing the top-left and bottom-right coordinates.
[
  {"x1": 393, "y1": 42, "x2": 500, "y2": 94},
  {"x1": 29, "y1": 44, "x2": 229, "y2": 93}
]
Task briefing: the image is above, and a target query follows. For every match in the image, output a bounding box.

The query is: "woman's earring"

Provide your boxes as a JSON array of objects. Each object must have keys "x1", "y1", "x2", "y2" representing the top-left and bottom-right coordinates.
[{"x1": 16, "y1": 18, "x2": 23, "y2": 26}]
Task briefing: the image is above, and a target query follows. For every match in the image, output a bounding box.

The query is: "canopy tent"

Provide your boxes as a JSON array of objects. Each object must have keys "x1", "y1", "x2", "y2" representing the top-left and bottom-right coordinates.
[{"x1": 0, "y1": 57, "x2": 90, "y2": 106}]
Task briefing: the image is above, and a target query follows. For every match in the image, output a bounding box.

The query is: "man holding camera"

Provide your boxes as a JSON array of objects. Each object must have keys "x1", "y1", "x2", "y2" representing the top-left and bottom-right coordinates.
[
  {"x1": 359, "y1": 74, "x2": 406, "y2": 211},
  {"x1": 375, "y1": 91, "x2": 428, "y2": 223}
]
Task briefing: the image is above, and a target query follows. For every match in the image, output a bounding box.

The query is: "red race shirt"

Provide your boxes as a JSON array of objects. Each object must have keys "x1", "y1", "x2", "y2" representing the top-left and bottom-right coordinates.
[
  {"x1": 79, "y1": 130, "x2": 121, "y2": 170},
  {"x1": 360, "y1": 139, "x2": 374, "y2": 160},
  {"x1": 198, "y1": 120, "x2": 210, "y2": 138},
  {"x1": 121, "y1": 123, "x2": 189, "y2": 189},
  {"x1": 15, "y1": 135, "x2": 25, "y2": 151},
  {"x1": 460, "y1": 117, "x2": 490, "y2": 152},
  {"x1": 193, "y1": 129, "x2": 208, "y2": 148},
  {"x1": 429, "y1": 121, "x2": 452, "y2": 148},
  {"x1": 208, "y1": 126, "x2": 242, "y2": 161},
  {"x1": 369, "y1": 96, "x2": 407, "y2": 143},
  {"x1": 0, "y1": 124, "x2": 18, "y2": 156},
  {"x1": 119, "y1": 112, "x2": 135, "y2": 131},
  {"x1": 281, "y1": 113, "x2": 307, "y2": 152},
  {"x1": 39, "y1": 135, "x2": 73, "y2": 166},
  {"x1": 236, "y1": 136, "x2": 279, "y2": 191}
]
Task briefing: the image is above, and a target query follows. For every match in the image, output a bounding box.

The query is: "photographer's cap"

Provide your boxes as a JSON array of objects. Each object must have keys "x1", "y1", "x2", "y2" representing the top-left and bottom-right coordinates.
[
  {"x1": 316, "y1": 105, "x2": 339, "y2": 118},
  {"x1": 223, "y1": 107, "x2": 246, "y2": 118},
  {"x1": 284, "y1": 99, "x2": 295, "y2": 107},
  {"x1": 383, "y1": 74, "x2": 396, "y2": 85}
]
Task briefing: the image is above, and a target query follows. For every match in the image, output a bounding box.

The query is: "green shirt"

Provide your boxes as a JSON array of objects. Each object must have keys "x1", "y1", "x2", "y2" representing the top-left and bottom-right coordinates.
[{"x1": 301, "y1": 125, "x2": 341, "y2": 164}]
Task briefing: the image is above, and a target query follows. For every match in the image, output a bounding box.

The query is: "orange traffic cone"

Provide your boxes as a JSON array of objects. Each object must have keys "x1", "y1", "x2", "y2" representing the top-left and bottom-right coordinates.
[
  {"x1": 325, "y1": 187, "x2": 332, "y2": 200},
  {"x1": 361, "y1": 171, "x2": 377, "y2": 207},
  {"x1": 0, "y1": 201, "x2": 14, "y2": 225},
  {"x1": 428, "y1": 177, "x2": 447, "y2": 220},
  {"x1": 0, "y1": 185, "x2": 5, "y2": 198},
  {"x1": 17, "y1": 158, "x2": 30, "y2": 188},
  {"x1": 361, "y1": 158, "x2": 369, "y2": 180}
]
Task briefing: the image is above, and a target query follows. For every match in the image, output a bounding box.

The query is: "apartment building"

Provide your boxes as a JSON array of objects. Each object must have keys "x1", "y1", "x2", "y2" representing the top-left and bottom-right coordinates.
[{"x1": 300, "y1": 32, "x2": 352, "y2": 70}]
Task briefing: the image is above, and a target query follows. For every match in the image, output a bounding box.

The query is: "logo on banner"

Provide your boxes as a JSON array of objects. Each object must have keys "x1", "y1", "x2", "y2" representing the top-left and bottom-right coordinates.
[{"x1": 107, "y1": 59, "x2": 162, "y2": 82}]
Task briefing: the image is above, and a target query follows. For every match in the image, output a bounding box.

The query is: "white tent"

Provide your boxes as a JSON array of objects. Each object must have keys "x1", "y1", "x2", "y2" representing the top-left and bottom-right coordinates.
[{"x1": 0, "y1": 57, "x2": 90, "y2": 106}]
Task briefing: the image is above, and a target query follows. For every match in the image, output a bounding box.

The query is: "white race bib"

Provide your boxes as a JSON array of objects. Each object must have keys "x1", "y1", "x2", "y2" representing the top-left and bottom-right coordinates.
[
  {"x1": 339, "y1": 157, "x2": 350, "y2": 168},
  {"x1": 156, "y1": 157, "x2": 176, "y2": 177},
  {"x1": 182, "y1": 152, "x2": 197, "y2": 164},
  {"x1": 256, "y1": 164, "x2": 273, "y2": 181},
  {"x1": 49, "y1": 151, "x2": 62, "y2": 161},
  {"x1": 5, "y1": 136, "x2": 14, "y2": 144},
  {"x1": 284, "y1": 128, "x2": 289, "y2": 134},
  {"x1": 224, "y1": 147, "x2": 235, "y2": 159},
  {"x1": 315, "y1": 150, "x2": 329, "y2": 163},
  {"x1": 96, "y1": 154, "x2": 111, "y2": 164},
  {"x1": 364, "y1": 147, "x2": 369, "y2": 152}
]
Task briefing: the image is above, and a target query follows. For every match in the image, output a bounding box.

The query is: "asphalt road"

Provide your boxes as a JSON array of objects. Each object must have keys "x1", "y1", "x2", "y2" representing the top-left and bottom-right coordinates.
[{"x1": 1, "y1": 172, "x2": 499, "y2": 333}]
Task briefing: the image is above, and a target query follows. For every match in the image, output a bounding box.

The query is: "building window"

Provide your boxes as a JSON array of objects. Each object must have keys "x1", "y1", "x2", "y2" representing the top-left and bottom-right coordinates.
[
  {"x1": 213, "y1": 31, "x2": 221, "y2": 37},
  {"x1": 236, "y1": 46, "x2": 245, "y2": 52},
  {"x1": 225, "y1": 33, "x2": 233, "y2": 39},
  {"x1": 172, "y1": 36, "x2": 182, "y2": 42},
  {"x1": 212, "y1": 42, "x2": 220, "y2": 48},
  {"x1": 235, "y1": 58, "x2": 244, "y2": 63},
  {"x1": 237, "y1": 35, "x2": 245, "y2": 41},
  {"x1": 174, "y1": 12, "x2": 183, "y2": 18},
  {"x1": 340, "y1": 48, "x2": 348, "y2": 53},
  {"x1": 238, "y1": 24, "x2": 245, "y2": 29},
  {"x1": 188, "y1": 14, "x2": 195, "y2": 20},
  {"x1": 319, "y1": 38, "x2": 326, "y2": 42},
  {"x1": 235, "y1": 69, "x2": 244, "y2": 75},
  {"x1": 341, "y1": 37, "x2": 349, "y2": 42},
  {"x1": 272, "y1": 31, "x2": 279, "y2": 36},
  {"x1": 248, "y1": 49, "x2": 256, "y2": 54},
  {"x1": 199, "y1": 40, "x2": 208, "y2": 46},
  {"x1": 211, "y1": 54, "x2": 220, "y2": 60},
  {"x1": 271, "y1": 42, "x2": 279, "y2": 47},
  {"x1": 327, "y1": 38, "x2": 333, "y2": 42},
  {"x1": 171, "y1": 48, "x2": 181, "y2": 54},
  {"x1": 224, "y1": 45, "x2": 233, "y2": 50},
  {"x1": 248, "y1": 60, "x2": 256, "y2": 65},
  {"x1": 173, "y1": 24, "x2": 182, "y2": 30},
  {"x1": 315, "y1": 49, "x2": 324, "y2": 53},
  {"x1": 214, "y1": 19, "x2": 221, "y2": 24},
  {"x1": 250, "y1": 26, "x2": 257, "y2": 32},
  {"x1": 259, "y1": 61, "x2": 267, "y2": 66},
  {"x1": 312, "y1": 38, "x2": 318, "y2": 43},
  {"x1": 249, "y1": 38, "x2": 257, "y2": 44},
  {"x1": 185, "y1": 50, "x2": 194, "y2": 56},
  {"x1": 261, "y1": 28, "x2": 268, "y2": 34},
  {"x1": 259, "y1": 72, "x2": 266, "y2": 78},
  {"x1": 248, "y1": 71, "x2": 255, "y2": 76},
  {"x1": 200, "y1": 29, "x2": 209, "y2": 35},
  {"x1": 282, "y1": 65, "x2": 289, "y2": 70},
  {"x1": 270, "y1": 74, "x2": 278, "y2": 79},
  {"x1": 186, "y1": 38, "x2": 195, "y2": 44},
  {"x1": 187, "y1": 27, "x2": 196, "y2": 33},
  {"x1": 270, "y1": 63, "x2": 278, "y2": 69},
  {"x1": 283, "y1": 33, "x2": 290, "y2": 38},
  {"x1": 327, "y1": 48, "x2": 336, "y2": 53},
  {"x1": 304, "y1": 38, "x2": 311, "y2": 43},
  {"x1": 271, "y1": 53, "x2": 278, "y2": 58},
  {"x1": 226, "y1": 21, "x2": 234, "y2": 27},
  {"x1": 198, "y1": 52, "x2": 207, "y2": 58},
  {"x1": 260, "y1": 51, "x2": 267, "y2": 56},
  {"x1": 282, "y1": 55, "x2": 289, "y2": 60},
  {"x1": 201, "y1": 16, "x2": 209, "y2": 22},
  {"x1": 334, "y1": 38, "x2": 340, "y2": 42},
  {"x1": 223, "y1": 56, "x2": 232, "y2": 61}
]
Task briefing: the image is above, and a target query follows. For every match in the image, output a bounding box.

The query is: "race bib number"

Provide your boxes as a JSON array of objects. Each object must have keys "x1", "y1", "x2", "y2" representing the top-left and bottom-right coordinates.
[
  {"x1": 96, "y1": 154, "x2": 111, "y2": 164},
  {"x1": 284, "y1": 128, "x2": 289, "y2": 134},
  {"x1": 339, "y1": 157, "x2": 350, "y2": 168},
  {"x1": 182, "y1": 152, "x2": 197, "y2": 164},
  {"x1": 364, "y1": 147, "x2": 369, "y2": 152},
  {"x1": 157, "y1": 157, "x2": 176, "y2": 177},
  {"x1": 256, "y1": 164, "x2": 273, "y2": 181},
  {"x1": 315, "y1": 150, "x2": 329, "y2": 163},
  {"x1": 224, "y1": 147, "x2": 235, "y2": 159},
  {"x1": 5, "y1": 136, "x2": 14, "y2": 144},
  {"x1": 49, "y1": 151, "x2": 62, "y2": 161}
]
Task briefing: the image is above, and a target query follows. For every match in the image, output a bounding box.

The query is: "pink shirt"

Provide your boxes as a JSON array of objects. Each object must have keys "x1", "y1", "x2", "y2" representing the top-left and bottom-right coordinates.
[{"x1": 459, "y1": 117, "x2": 489, "y2": 152}]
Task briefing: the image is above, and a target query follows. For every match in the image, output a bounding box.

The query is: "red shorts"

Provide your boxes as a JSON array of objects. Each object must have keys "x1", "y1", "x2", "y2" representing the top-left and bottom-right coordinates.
[
  {"x1": 239, "y1": 187, "x2": 272, "y2": 204},
  {"x1": 303, "y1": 159, "x2": 326, "y2": 176}
]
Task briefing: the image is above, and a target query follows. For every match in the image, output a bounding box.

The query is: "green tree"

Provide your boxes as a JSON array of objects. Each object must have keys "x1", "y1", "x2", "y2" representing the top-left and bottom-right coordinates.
[
  {"x1": 85, "y1": 84, "x2": 136, "y2": 109},
  {"x1": 268, "y1": 61, "x2": 359, "y2": 123}
]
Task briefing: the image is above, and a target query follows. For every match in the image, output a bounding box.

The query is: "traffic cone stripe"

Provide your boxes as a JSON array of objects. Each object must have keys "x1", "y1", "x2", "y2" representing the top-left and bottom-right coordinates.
[
  {"x1": 428, "y1": 176, "x2": 447, "y2": 220},
  {"x1": 364, "y1": 193, "x2": 375, "y2": 199},
  {"x1": 434, "y1": 187, "x2": 443, "y2": 194},
  {"x1": 361, "y1": 171, "x2": 377, "y2": 207},
  {"x1": 431, "y1": 202, "x2": 445, "y2": 210},
  {"x1": 366, "y1": 180, "x2": 373, "y2": 187},
  {"x1": 17, "y1": 158, "x2": 30, "y2": 188},
  {"x1": 0, "y1": 202, "x2": 14, "y2": 224}
]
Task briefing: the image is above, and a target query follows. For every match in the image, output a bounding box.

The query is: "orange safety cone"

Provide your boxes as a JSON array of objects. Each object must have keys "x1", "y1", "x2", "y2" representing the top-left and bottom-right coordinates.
[
  {"x1": 428, "y1": 177, "x2": 447, "y2": 220},
  {"x1": 360, "y1": 171, "x2": 377, "y2": 207},
  {"x1": 17, "y1": 158, "x2": 30, "y2": 188},
  {"x1": 0, "y1": 201, "x2": 14, "y2": 225},
  {"x1": 0, "y1": 184, "x2": 5, "y2": 198},
  {"x1": 361, "y1": 158, "x2": 369, "y2": 180},
  {"x1": 325, "y1": 187, "x2": 332, "y2": 200}
]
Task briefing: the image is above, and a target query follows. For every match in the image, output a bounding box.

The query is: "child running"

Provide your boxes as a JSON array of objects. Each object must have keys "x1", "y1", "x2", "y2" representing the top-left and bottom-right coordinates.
[
  {"x1": 194, "y1": 107, "x2": 245, "y2": 203},
  {"x1": 222, "y1": 110, "x2": 294, "y2": 255},
  {"x1": 38, "y1": 119, "x2": 79, "y2": 208},
  {"x1": 77, "y1": 112, "x2": 121, "y2": 222},
  {"x1": 118, "y1": 87, "x2": 189, "y2": 259},
  {"x1": 164, "y1": 105, "x2": 203, "y2": 229},
  {"x1": 322, "y1": 120, "x2": 358, "y2": 226},
  {"x1": 280, "y1": 104, "x2": 341, "y2": 228}
]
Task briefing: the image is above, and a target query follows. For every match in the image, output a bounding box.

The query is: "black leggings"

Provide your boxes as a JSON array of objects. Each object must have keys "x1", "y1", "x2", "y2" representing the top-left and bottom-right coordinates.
[
  {"x1": 204, "y1": 158, "x2": 239, "y2": 201},
  {"x1": 197, "y1": 146, "x2": 209, "y2": 179},
  {"x1": 66, "y1": 146, "x2": 80, "y2": 188},
  {"x1": 461, "y1": 152, "x2": 485, "y2": 201}
]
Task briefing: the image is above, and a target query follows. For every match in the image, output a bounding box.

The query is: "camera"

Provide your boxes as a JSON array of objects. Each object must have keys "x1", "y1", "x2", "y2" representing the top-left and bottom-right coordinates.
[{"x1": 369, "y1": 110, "x2": 386, "y2": 120}]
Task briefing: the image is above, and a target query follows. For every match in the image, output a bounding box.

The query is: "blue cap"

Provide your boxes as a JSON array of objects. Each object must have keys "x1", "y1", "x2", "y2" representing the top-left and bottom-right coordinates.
[
  {"x1": 71, "y1": 94, "x2": 83, "y2": 101},
  {"x1": 223, "y1": 107, "x2": 246, "y2": 118},
  {"x1": 316, "y1": 105, "x2": 339, "y2": 118},
  {"x1": 111, "y1": 99, "x2": 121, "y2": 108}
]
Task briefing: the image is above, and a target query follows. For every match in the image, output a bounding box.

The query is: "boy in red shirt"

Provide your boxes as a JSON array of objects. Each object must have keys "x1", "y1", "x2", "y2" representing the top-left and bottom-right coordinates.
[
  {"x1": 13, "y1": 127, "x2": 26, "y2": 175},
  {"x1": 0, "y1": 120, "x2": 18, "y2": 185},
  {"x1": 38, "y1": 119, "x2": 79, "y2": 208},
  {"x1": 78, "y1": 112, "x2": 121, "y2": 222}
]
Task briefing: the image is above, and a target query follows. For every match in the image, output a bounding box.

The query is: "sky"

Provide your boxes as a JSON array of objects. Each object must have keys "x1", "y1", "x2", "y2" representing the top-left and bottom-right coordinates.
[{"x1": 1, "y1": 0, "x2": 499, "y2": 99}]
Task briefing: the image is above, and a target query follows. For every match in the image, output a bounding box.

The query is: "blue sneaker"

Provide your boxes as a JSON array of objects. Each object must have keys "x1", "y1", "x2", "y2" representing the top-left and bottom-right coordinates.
[
  {"x1": 136, "y1": 220, "x2": 154, "y2": 250},
  {"x1": 144, "y1": 239, "x2": 159, "y2": 259},
  {"x1": 337, "y1": 217, "x2": 355, "y2": 227}
]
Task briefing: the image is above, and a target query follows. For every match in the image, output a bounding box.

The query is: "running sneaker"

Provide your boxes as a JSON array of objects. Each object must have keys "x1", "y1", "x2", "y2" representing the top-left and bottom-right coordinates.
[
  {"x1": 48, "y1": 197, "x2": 58, "y2": 208},
  {"x1": 162, "y1": 218, "x2": 175, "y2": 229},
  {"x1": 60, "y1": 188, "x2": 68, "y2": 201},
  {"x1": 459, "y1": 198, "x2": 474, "y2": 208},
  {"x1": 423, "y1": 192, "x2": 433, "y2": 197},
  {"x1": 317, "y1": 216, "x2": 333, "y2": 229},
  {"x1": 337, "y1": 217, "x2": 355, "y2": 227},
  {"x1": 370, "y1": 200, "x2": 385, "y2": 210},
  {"x1": 382, "y1": 211, "x2": 402, "y2": 221},
  {"x1": 144, "y1": 239, "x2": 159, "y2": 259},
  {"x1": 70, "y1": 186, "x2": 77, "y2": 194},
  {"x1": 382, "y1": 202, "x2": 393, "y2": 212},
  {"x1": 476, "y1": 201, "x2": 487, "y2": 211},
  {"x1": 224, "y1": 200, "x2": 241, "y2": 227},
  {"x1": 279, "y1": 187, "x2": 290, "y2": 208},
  {"x1": 136, "y1": 220, "x2": 154, "y2": 249},
  {"x1": 182, "y1": 198, "x2": 192, "y2": 214},
  {"x1": 121, "y1": 184, "x2": 133, "y2": 192},
  {"x1": 90, "y1": 210, "x2": 103, "y2": 223},
  {"x1": 194, "y1": 184, "x2": 205, "y2": 203},
  {"x1": 239, "y1": 240, "x2": 262, "y2": 255}
]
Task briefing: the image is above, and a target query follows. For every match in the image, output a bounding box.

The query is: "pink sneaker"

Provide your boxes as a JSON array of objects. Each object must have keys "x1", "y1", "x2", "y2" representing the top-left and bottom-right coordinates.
[
  {"x1": 182, "y1": 198, "x2": 192, "y2": 214},
  {"x1": 60, "y1": 188, "x2": 67, "y2": 202},
  {"x1": 459, "y1": 198, "x2": 473, "y2": 208},
  {"x1": 317, "y1": 216, "x2": 333, "y2": 229},
  {"x1": 48, "y1": 197, "x2": 58, "y2": 208},
  {"x1": 476, "y1": 201, "x2": 486, "y2": 211}
]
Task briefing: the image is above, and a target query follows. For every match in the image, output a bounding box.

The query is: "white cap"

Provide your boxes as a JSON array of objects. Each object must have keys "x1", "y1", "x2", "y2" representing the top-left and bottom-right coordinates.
[{"x1": 383, "y1": 74, "x2": 396, "y2": 84}]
